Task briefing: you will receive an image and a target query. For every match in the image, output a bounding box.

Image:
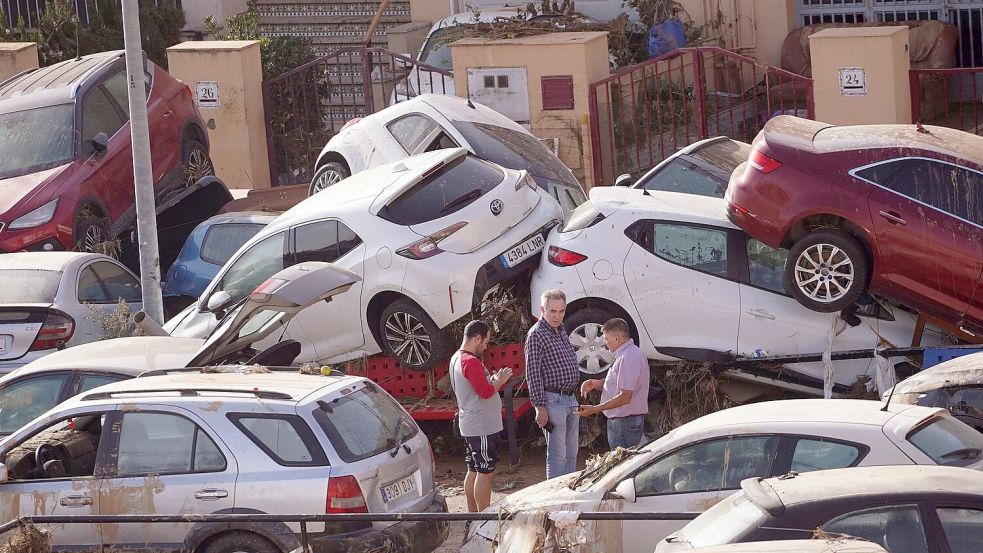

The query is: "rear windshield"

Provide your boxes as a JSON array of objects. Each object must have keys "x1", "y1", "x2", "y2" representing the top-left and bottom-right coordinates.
[
  {"x1": 451, "y1": 121, "x2": 579, "y2": 186},
  {"x1": 0, "y1": 104, "x2": 75, "y2": 179},
  {"x1": 677, "y1": 491, "x2": 768, "y2": 547},
  {"x1": 691, "y1": 139, "x2": 751, "y2": 174},
  {"x1": 381, "y1": 155, "x2": 504, "y2": 226},
  {"x1": 0, "y1": 270, "x2": 62, "y2": 303},
  {"x1": 200, "y1": 223, "x2": 266, "y2": 265},
  {"x1": 907, "y1": 415, "x2": 983, "y2": 466},
  {"x1": 313, "y1": 383, "x2": 418, "y2": 463}
]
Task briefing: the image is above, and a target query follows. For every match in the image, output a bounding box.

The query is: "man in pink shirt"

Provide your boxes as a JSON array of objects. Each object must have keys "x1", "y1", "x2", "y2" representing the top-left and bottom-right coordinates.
[{"x1": 576, "y1": 318, "x2": 650, "y2": 449}]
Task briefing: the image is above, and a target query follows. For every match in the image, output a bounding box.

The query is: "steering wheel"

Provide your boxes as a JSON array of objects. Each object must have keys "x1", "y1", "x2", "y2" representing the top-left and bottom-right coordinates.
[
  {"x1": 34, "y1": 443, "x2": 66, "y2": 478},
  {"x1": 668, "y1": 465, "x2": 691, "y2": 492}
]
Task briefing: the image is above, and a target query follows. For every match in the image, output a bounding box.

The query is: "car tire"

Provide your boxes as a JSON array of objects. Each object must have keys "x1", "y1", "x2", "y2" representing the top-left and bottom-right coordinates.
[
  {"x1": 565, "y1": 308, "x2": 617, "y2": 377},
  {"x1": 784, "y1": 230, "x2": 869, "y2": 313},
  {"x1": 202, "y1": 532, "x2": 278, "y2": 553},
  {"x1": 308, "y1": 161, "x2": 349, "y2": 196},
  {"x1": 74, "y1": 214, "x2": 113, "y2": 255},
  {"x1": 379, "y1": 299, "x2": 446, "y2": 372},
  {"x1": 182, "y1": 140, "x2": 214, "y2": 188}
]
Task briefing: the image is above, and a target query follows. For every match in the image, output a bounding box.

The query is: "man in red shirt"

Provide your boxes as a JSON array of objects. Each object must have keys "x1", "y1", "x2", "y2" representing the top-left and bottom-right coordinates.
[{"x1": 450, "y1": 320, "x2": 513, "y2": 511}]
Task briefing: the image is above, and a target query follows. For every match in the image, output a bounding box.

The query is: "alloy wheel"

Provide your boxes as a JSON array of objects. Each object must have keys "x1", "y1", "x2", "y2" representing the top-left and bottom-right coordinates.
[
  {"x1": 793, "y1": 243, "x2": 855, "y2": 304},
  {"x1": 312, "y1": 168, "x2": 344, "y2": 194},
  {"x1": 184, "y1": 148, "x2": 214, "y2": 187},
  {"x1": 82, "y1": 225, "x2": 106, "y2": 253},
  {"x1": 384, "y1": 311, "x2": 433, "y2": 367},
  {"x1": 570, "y1": 322, "x2": 615, "y2": 375}
]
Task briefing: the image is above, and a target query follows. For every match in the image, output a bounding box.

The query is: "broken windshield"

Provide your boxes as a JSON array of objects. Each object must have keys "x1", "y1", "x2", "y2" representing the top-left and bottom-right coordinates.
[{"x1": 0, "y1": 104, "x2": 75, "y2": 180}]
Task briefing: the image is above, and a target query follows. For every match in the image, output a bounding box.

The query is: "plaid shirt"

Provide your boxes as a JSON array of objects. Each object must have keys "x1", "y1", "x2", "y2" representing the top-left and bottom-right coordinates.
[{"x1": 524, "y1": 319, "x2": 580, "y2": 406}]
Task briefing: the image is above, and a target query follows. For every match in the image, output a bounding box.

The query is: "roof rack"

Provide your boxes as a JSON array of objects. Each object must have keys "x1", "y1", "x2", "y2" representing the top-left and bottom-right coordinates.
[
  {"x1": 81, "y1": 388, "x2": 293, "y2": 401},
  {"x1": 137, "y1": 366, "x2": 305, "y2": 378}
]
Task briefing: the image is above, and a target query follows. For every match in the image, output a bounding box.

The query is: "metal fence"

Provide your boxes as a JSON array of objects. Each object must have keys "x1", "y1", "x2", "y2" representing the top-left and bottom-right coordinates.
[
  {"x1": 588, "y1": 47, "x2": 814, "y2": 186},
  {"x1": 262, "y1": 46, "x2": 451, "y2": 187},
  {"x1": 910, "y1": 66, "x2": 983, "y2": 134}
]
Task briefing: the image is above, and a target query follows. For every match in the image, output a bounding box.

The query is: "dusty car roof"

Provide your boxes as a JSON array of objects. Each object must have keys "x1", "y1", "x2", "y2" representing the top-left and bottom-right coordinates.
[
  {"x1": 0, "y1": 50, "x2": 122, "y2": 110},
  {"x1": 893, "y1": 352, "x2": 983, "y2": 395},
  {"x1": 0, "y1": 251, "x2": 108, "y2": 271},
  {"x1": 590, "y1": 187, "x2": 738, "y2": 229},
  {"x1": 5, "y1": 336, "x2": 204, "y2": 379},
  {"x1": 689, "y1": 539, "x2": 885, "y2": 553}
]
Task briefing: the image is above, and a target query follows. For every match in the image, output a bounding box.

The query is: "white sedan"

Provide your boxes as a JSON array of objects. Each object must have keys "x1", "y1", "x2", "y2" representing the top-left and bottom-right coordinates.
[
  {"x1": 308, "y1": 94, "x2": 587, "y2": 219},
  {"x1": 0, "y1": 252, "x2": 141, "y2": 373},
  {"x1": 462, "y1": 399, "x2": 983, "y2": 553}
]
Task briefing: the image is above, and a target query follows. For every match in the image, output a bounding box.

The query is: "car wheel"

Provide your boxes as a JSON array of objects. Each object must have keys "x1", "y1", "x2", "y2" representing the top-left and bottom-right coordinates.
[
  {"x1": 308, "y1": 161, "x2": 349, "y2": 196},
  {"x1": 565, "y1": 308, "x2": 617, "y2": 376},
  {"x1": 74, "y1": 215, "x2": 114, "y2": 256},
  {"x1": 202, "y1": 532, "x2": 278, "y2": 553},
  {"x1": 784, "y1": 230, "x2": 869, "y2": 313},
  {"x1": 182, "y1": 140, "x2": 214, "y2": 188},
  {"x1": 379, "y1": 299, "x2": 445, "y2": 371}
]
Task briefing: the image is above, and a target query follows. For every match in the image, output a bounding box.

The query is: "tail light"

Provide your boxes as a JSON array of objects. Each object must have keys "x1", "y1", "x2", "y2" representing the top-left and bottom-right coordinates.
[
  {"x1": 748, "y1": 149, "x2": 782, "y2": 174},
  {"x1": 397, "y1": 222, "x2": 467, "y2": 260},
  {"x1": 251, "y1": 278, "x2": 286, "y2": 298},
  {"x1": 30, "y1": 312, "x2": 74, "y2": 351},
  {"x1": 326, "y1": 475, "x2": 368, "y2": 513},
  {"x1": 548, "y1": 245, "x2": 587, "y2": 267}
]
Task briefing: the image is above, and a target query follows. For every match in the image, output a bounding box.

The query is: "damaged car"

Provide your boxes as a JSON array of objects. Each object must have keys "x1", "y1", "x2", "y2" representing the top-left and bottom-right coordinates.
[
  {"x1": 891, "y1": 350, "x2": 983, "y2": 432},
  {"x1": 462, "y1": 399, "x2": 983, "y2": 553}
]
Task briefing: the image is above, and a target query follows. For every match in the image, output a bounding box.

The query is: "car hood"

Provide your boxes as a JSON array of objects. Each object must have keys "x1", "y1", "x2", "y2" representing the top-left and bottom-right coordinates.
[
  {"x1": 0, "y1": 164, "x2": 68, "y2": 216},
  {"x1": 496, "y1": 473, "x2": 598, "y2": 511}
]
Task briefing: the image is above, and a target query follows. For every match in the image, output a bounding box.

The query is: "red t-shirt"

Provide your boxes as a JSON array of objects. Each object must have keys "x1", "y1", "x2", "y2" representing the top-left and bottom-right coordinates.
[{"x1": 460, "y1": 350, "x2": 495, "y2": 399}]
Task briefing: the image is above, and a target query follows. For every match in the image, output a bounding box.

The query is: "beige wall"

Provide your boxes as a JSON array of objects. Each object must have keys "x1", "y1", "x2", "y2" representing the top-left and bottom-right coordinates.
[
  {"x1": 809, "y1": 26, "x2": 912, "y2": 125},
  {"x1": 166, "y1": 41, "x2": 271, "y2": 189},
  {"x1": 450, "y1": 32, "x2": 610, "y2": 187},
  {"x1": 184, "y1": 0, "x2": 249, "y2": 33},
  {"x1": 410, "y1": 0, "x2": 460, "y2": 24},
  {"x1": 0, "y1": 43, "x2": 38, "y2": 82},
  {"x1": 387, "y1": 21, "x2": 431, "y2": 56},
  {"x1": 677, "y1": 0, "x2": 795, "y2": 67}
]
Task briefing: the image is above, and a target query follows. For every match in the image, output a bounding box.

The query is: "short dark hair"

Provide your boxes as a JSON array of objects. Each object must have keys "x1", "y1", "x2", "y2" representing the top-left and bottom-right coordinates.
[
  {"x1": 464, "y1": 320, "x2": 491, "y2": 339},
  {"x1": 602, "y1": 318, "x2": 630, "y2": 338}
]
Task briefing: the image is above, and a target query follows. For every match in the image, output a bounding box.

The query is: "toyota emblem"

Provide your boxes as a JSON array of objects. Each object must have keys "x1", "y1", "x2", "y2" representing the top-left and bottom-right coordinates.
[{"x1": 490, "y1": 199, "x2": 504, "y2": 216}]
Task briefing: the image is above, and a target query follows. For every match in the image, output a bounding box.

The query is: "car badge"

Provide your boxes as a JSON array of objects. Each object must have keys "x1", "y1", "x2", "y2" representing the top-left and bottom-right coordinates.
[{"x1": 490, "y1": 199, "x2": 504, "y2": 216}]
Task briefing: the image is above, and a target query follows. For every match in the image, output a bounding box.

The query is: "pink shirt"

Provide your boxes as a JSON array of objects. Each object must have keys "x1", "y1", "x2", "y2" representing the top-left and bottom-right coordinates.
[{"x1": 599, "y1": 340, "x2": 650, "y2": 418}]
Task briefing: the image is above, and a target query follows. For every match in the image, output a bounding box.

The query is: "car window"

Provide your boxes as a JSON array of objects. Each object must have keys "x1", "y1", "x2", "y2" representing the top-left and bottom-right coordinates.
[
  {"x1": 855, "y1": 159, "x2": 906, "y2": 185},
  {"x1": 380, "y1": 156, "x2": 504, "y2": 226},
  {"x1": 116, "y1": 412, "x2": 225, "y2": 475},
  {"x1": 312, "y1": 384, "x2": 418, "y2": 463},
  {"x1": 200, "y1": 223, "x2": 266, "y2": 266},
  {"x1": 0, "y1": 269, "x2": 62, "y2": 303},
  {"x1": 101, "y1": 71, "x2": 131, "y2": 120},
  {"x1": 821, "y1": 504, "x2": 928, "y2": 553},
  {"x1": 0, "y1": 104, "x2": 75, "y2": 180},
  {"x1": 93, "y1": 261, "x2": 141, "y2": 302},
  {"x1": 860, "y1": 159, "x2": 982, "y2": 226},
  {"x1": 651, "y1": 224, "x2": 729, "y2": 277},
  {"x1": 790, "y1": 438, "x2": 863, "y2": 472},
  {"x1": 690, "y1": 139, "x2": 750, "y2": 174},
  {"x1": 81, "y1": 87, "x2": 124, "y2": 153},
  {"x1": 937, "y1": 507, "x2": 983, "y2": 553},
  {"x1": 0, "y1": 375, "x2": 70, "y2": 435},
  {"x1": 229, "y1": 414, "x2": 328, "y2": 466},
  {"x1": 218, "y1": 231, "x2": 288, "y2": 304},
  {"x1": 79, "y1": 374, "x2": 127, "y2": 393},
  {"x1": 387, "y1": 113, "x2": 441, "y2": 154},
  {"x1": 450, "y1": 121, "x2": 579, "y2": 186},
  {"x1": 3, "y1": 413, "x2": 108, "y2": 479},
  {"x1": 294, "y1": 220, "x2": 340, "y2": 263},
  {"x1": 337, "y1": 222, "x2": 362, "y2": 258},
  {"x1": 419, "y1": 26, "x2": 465, "y2": 71},
  {"x1": 746, "y1": 239, "x2": 788, "y2": 294},
  {"x1": 907, "y1": 415, "x2": 983, "y2": 466},
  {"x1": 634, "y1": 436, "x2": 779, "y2": 495},
  {"x1": 636, "y1": 158, "x2": 726, "y2": 197}
]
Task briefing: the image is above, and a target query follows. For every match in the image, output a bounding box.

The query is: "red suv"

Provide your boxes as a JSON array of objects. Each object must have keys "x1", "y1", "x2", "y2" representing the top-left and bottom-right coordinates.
[
  {"x1": 726, "y1": 116, "x2": 982, "y2": 333},
  {"x1": 0, "y1": 50, "x2": 213, "y2": 253}
]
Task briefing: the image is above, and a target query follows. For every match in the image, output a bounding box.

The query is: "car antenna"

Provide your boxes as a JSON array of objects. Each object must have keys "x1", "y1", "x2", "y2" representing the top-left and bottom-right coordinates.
[
  {"x1": 73, "y1": 1, "x2": 82, "y2": 60},
  {"x1": 641, "y1": 188, "x2": 651, "y2": 196},
  {"x1": 466, "y1": 98, "x2": 476, "y2": 109}
]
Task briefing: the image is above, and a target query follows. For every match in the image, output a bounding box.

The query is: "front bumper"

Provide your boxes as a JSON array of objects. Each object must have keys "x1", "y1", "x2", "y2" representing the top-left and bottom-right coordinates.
[{"x1": 309, "y1": 495, "x2": 449, "y2": 553}]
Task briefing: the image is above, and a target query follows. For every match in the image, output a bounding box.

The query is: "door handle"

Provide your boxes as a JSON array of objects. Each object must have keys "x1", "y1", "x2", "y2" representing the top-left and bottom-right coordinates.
[
  {"x1": 878, "y1": 210, "x2": 907, "y2": 225},
  {"x1": 162, "y1": 110, "x2": 174, "y2": 119},
  {"x1": 60, "y1": 496, "x2": 92, "y2": 507},
  {"x1": 746, "y1": 309, "x2": 776, "y2": 320},
  {"x1": 194, "y1": 489, "x2": 229, "y2": 500}
]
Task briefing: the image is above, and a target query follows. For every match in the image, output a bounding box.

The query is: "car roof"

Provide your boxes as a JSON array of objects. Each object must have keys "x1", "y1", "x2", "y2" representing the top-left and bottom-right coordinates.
[
  {"x1": 5, "y1": 337, "x2": 205, "y2": 379},
  {"x1": 590, "y1": 187, "x2": 738, "y2": 229},
  {"x1": 0, "y1": 251, "x2": 110, "y2": 272},
  {"x1": 0, "y1": 50, "x2": 122, "y2": 111},
  {"x1": 200, "y1": 211, "x2": 278, "y2": 226},
  {"x1": 893, "y1": 351, "x2": 983, "y2": 395},
  {"x1": 689, "y1": 540, "x2": 886, "y2": 553},
  {"x1": 429, "y1": 6, "x2": 528, "y2": 30}
]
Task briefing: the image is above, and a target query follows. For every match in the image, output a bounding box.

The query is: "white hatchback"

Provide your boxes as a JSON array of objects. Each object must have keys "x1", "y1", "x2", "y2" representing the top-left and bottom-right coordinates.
[{"x1": 168, "y1": 148, "x2": 562, "y2": 370}]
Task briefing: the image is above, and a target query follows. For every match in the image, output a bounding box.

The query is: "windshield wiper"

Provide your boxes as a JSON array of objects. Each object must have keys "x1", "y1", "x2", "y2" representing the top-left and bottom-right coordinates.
[
  {"x1": 942, "y1": 447, "x2": 981, "y2": 461},
  {"x1": 438, "y1": 188, "x2": 482, "y2": 214},
  {"x1": 388, "y1": 418, "x2": 411, "y2": 457}
]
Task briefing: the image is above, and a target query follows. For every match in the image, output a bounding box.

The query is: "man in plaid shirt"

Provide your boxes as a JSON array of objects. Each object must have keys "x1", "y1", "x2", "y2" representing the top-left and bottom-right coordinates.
[{"x1": 525, "y1": 289, "x2": 581, "y2": 478}]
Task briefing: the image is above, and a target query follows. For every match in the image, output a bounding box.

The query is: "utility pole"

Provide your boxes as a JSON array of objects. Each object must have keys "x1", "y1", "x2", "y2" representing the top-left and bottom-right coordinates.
[{"x1": 120, "y1": 0, "x2": 164, "y2": 324}]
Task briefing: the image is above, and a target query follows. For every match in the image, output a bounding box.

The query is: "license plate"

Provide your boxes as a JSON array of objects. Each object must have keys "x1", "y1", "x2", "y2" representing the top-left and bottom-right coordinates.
[
  {"x1": 500, "y1": 235, "x2": 546, "y2": 269},
  {"x1": 380, "y1": 474, "x2": 417, "y2": 503}
]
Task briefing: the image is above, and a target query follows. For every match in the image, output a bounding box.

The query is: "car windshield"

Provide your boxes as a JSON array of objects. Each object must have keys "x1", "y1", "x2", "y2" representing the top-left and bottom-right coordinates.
[
  {"x1": 419, "y1": 26, "x2": 467, "y2": 71},
  {"x1": 0, "y1": 104, "x2": 75, "y2": 179},
  {"x1": 907, "y1": 415, "x2": 983, "y2": 466},
  {"x1": 0, "y1": 270, "x2": 62, "y2": 303},
  {"x1": 676, "y1": 491, "x2": 769, "y2": 547},
  {"x1": 450, "y1": 121, "x2": 580, "y2": 186}
]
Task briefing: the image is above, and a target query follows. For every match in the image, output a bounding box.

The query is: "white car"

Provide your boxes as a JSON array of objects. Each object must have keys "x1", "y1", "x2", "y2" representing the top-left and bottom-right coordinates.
[
  {"x1": 462, "y1": 399, "x2": 983, "y2": 553},
  {"x1": 530, "y1": 187, "x2": 943, "y2": 392},
  {"x1": 309, "y1": 94, "x2": 587, "y2": 219},
  {"x1": 0, "y1": 252, "x2": 142, "y2": 373},
  {"x1": 168, "y1": 148, "x2": 563, "y2": 370}
]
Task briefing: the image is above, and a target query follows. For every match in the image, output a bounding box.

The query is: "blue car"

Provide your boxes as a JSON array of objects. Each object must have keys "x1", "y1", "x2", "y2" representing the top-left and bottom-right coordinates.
[{"x1": 162, "y1": 212, "x2": 275, "y2": 314}]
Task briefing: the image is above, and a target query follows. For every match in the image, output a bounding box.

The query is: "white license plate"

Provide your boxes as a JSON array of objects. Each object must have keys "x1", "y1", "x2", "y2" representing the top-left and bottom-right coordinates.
[
  {"x1": 380, "y1": 474, "x2": 417, "y2": 503},
  {"x1": 500, "y1": 235, "x2": 546, "y2": 268}
]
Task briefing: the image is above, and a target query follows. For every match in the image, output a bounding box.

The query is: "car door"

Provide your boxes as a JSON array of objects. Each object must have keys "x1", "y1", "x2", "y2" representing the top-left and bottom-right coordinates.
[
  {"x1": 79, "y1": 79, "x2": 130, "y2": 224},
  {"x1": 75, "y1": 260, "x2": 142, "y2": 340},
  {"x1": 99, "y1": 408, "x2": 236, "y2": 552},
  {"x1": 819, "y1": 503, "x2": 931, "y2": 553},
  {"x1": 619, "y1": 435, "x2": 781, "y2": 552},
  {"x1": 0, "y1": 372, "x2": 74, "y2": 436},
  {"x1": 935, "y1": 505, "x2": 983, "y2": 553},
  {"x1": 288, "y1": 219, "x2": 366, "y2": 361},
  {"x1": 622, "y1": 221, "x2": 741, "y2": 358}
]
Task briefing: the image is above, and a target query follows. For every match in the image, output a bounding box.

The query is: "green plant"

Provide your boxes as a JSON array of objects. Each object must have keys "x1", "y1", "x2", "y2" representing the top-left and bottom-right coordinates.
[
  {"x1": 85, "y1": 298, "x2": 144, "y2": 340},
  {"x1": 621, "y1": 0, "x2": 683, "y2": 29}
]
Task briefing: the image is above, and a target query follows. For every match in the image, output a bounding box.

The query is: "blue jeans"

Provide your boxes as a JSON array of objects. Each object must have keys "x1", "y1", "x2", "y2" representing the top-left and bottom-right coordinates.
[
  {"x1": 607, "y1": 414, "x2": 644, "y2": 450},
  {"x1": 543, "y1": 391, "x2": 579, "y2": 479}
]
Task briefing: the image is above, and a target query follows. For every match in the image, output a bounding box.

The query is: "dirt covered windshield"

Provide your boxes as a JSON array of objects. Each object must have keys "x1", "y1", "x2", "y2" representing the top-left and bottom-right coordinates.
[{"x1": 0, "y1": 104, "x2": 75, "y2": 180}]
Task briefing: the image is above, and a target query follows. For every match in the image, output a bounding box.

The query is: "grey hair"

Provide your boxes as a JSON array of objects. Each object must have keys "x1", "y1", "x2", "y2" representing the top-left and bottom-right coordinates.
[{"x1": 540, "y1": 289, "x2": 567, "y2": 307}]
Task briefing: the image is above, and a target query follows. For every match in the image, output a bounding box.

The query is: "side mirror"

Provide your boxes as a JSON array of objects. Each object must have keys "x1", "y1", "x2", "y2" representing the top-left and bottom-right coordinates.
[
  {"x1": 91, "y1": 132, "x2": 109, "y2": 155},
  {"x1": 614, "y1": 478, "x2": 637, "y2": 503},
  {"x1": 206, "y1": 290, "x2": 232, "y2": 313},
  {"x1": 614, "y1": 174, "x2": 633, "y2": 187}
]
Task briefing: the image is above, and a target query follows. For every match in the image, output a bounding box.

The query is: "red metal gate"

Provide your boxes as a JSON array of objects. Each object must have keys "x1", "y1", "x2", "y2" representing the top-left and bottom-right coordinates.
[
  {"x1": 910, "y1": 67, "x2": 983, "y2": 135},
  {"x1": 262, "y1": 47, "x2": 452, "y2": 187},
  {"x1": 588, "y1": 47, "x2": 814, "y2": 186}
]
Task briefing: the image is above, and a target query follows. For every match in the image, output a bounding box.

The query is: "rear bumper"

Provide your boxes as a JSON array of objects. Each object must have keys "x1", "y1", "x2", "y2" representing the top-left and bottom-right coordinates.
[
  {"x1": 472, "y1": 220, "x2": 559, "y2": 307},
  {"x1": 309, "y1": 495, "x2": 449, "y2": 553}
]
